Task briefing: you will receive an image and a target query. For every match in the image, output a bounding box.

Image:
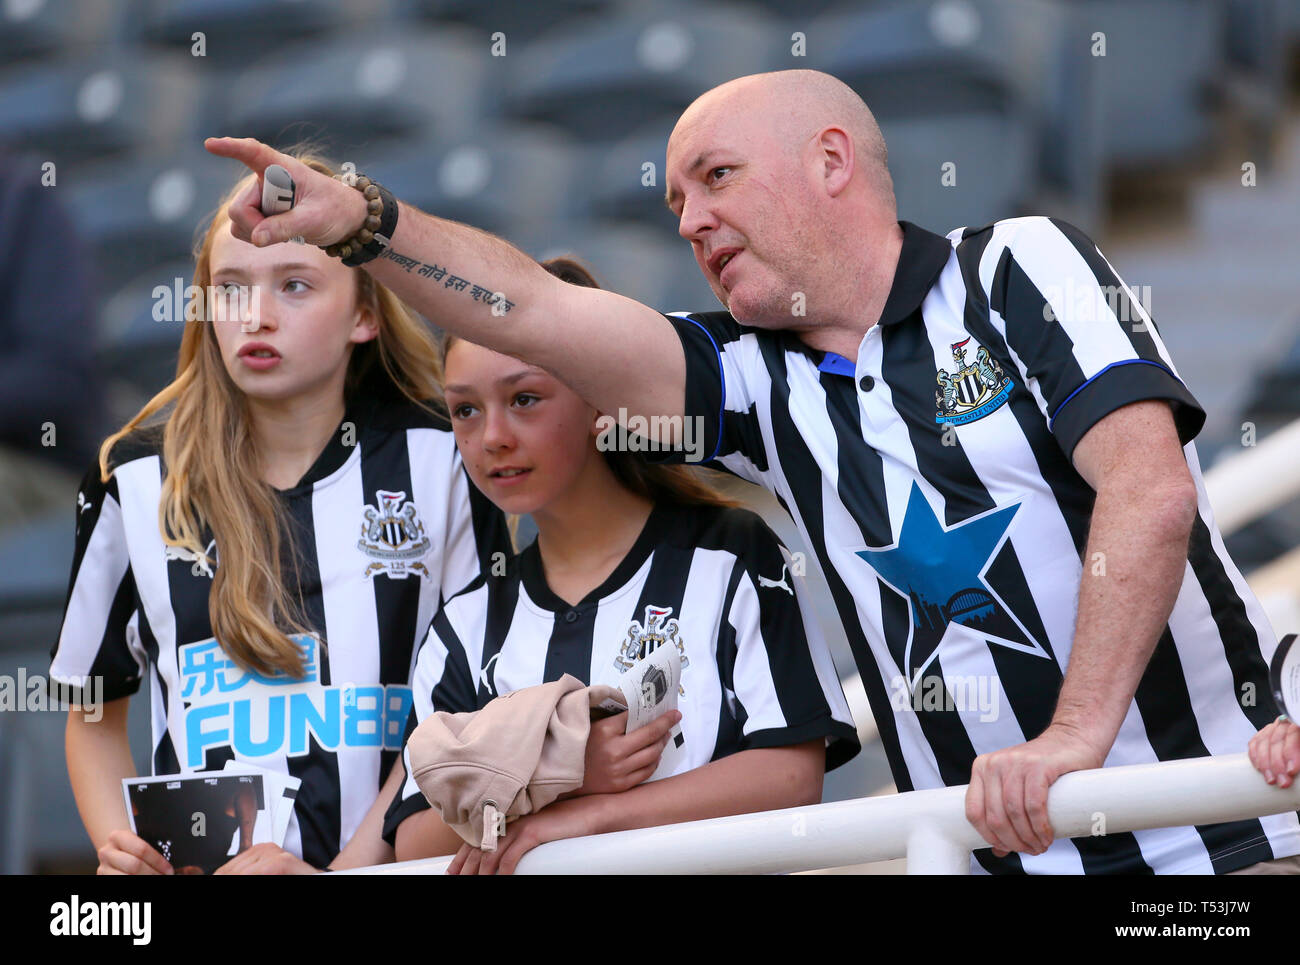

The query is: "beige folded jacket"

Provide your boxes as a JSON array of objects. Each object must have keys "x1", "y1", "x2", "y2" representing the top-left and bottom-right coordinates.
[{"x1": 406, "y1": 674, "x2": 626, "y2": 851}]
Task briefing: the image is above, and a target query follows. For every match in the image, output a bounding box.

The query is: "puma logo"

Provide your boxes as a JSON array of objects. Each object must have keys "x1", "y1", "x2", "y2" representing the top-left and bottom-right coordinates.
[
  {"x1": 756, "y1": 563, "x2": 793, "y2": 595},
  {"x1": 164, "y1": 539, "x2": 218, "y2": 579},
  {"x1": 479, "y1": 652, "x2": 501, "y2": 696}
]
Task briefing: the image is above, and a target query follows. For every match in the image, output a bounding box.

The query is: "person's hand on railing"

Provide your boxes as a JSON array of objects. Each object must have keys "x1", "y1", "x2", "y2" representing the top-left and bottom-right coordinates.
[
  {"x1": 213, "y1": 842, "x2": 319, "y2": 875},
  {"x1": 964, "y1": 723, "x2": 1105, "y2": 858},
  {"x1": 1248, "y1": 717, "x2": 1300, "y2": 788},
  {"x1": 447, "y1": 796, "x2": 603, "y2": 875}
]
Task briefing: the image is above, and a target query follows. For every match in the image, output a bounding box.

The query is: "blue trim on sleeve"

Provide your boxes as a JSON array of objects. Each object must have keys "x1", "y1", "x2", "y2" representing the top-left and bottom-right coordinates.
[
  {"x1": 817, "y1": 352, "x2": 857, "y2": 377},
  {"x1": 1048, "y1": 358, "x2": 1179, "y2": 428},
  {"x1": 673, "y1": 313, "x2": 726, "y2": 464}
]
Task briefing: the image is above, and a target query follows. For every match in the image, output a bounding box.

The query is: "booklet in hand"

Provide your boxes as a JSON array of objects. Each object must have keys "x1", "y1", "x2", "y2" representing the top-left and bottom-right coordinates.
[{"x1": 122, "y1": 764, "x2": 301, "y2": 874}]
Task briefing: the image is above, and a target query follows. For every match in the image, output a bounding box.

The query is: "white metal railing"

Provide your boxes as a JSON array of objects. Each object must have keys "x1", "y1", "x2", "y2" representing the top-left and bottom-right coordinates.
[
  {"x1": 339, "y1": 753, "x2": 1300, "y2": 874},
  {"x1": 1204, "y1": 416, "x2": 1300, "y2": 656},
  {"x1": 1203, "y1": 418, "x2": 1300, "y2": 537}
]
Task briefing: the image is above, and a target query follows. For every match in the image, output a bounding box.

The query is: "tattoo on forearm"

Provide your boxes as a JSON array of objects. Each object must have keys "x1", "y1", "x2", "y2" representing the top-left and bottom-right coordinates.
[{"x1": 379, "y1": 248, "x2": 515, "y2": 313}]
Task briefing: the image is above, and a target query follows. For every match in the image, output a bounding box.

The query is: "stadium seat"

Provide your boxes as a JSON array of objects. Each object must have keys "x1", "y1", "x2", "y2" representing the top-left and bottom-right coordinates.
[
  {"x1": 810, "y1": 1, "x2": 1019, "y2": 117},
  {"x1": 582, "y1": 114, "x2": 680, "y2": 224},
  {"x1": 96, "y1": 259, "x2": 194, "y2": 416},
  {"x1": 215, "y1": 26, "x2": 500, "y2": 156},
  {"x1": 1287, "y1": 0, "x2": 1300, "y2": 39},
  {"x1": 1224, "y1": 336, "x2": 1300, "y2": 574},
  {"x1": 66, "y1": 151, "x2": 239, "y2": 282},
  {"x1": 0, "y1": 509, "x2": 73, "y2": 617},
  {"x1": 504, "y1": 1, "x2": 782, "y2": 141},
  {"x1": 362, "y1": 123, "x2": 581, "y2": 236},
  {"x1": 1218, "y1": 0, "x2": 1288, "y2": 140},
  {"x1": 0, "y1": 501, "x2": 154, "y2": 873},
  {"x1": 508, "y1": 219, "x2": 718, "y2": 314},
  {"x1": 0, "y1": 0, "x2": 114, "y2": 66},
  {"x1": 0, "y1": 0, "x2": 62, "y2": 65},
  {"x1": 1241, "y1": 324, "x2": 1300, "y2": 428},
  {"x1": 396, "y1": 0, "x2": 617, "y2": 40},
  {"x1": 1067, "y1": 0, "x2": 1220, "y2": 168},
  {"x1": 0, "y1": 53, "x2": 201, "y2": 167},
  {"x1": 126, "y1": 0, "x2": 346, "y2": 66},
  {"x1": 0, "y1": 508, "x2": 72, "y2": 876},
  {"x1": 810, "y1": 0, "x2": 1100, "y2": 230},
  {"x1": 880, "y1": 111, "x2": 1034, "y2": 234},
  {"x1": 731, "y1": 0, "x2": 874, "y2": 16},
  {"x1": 1222, "y1": 0, "x2": 1288, "y2": 81}
]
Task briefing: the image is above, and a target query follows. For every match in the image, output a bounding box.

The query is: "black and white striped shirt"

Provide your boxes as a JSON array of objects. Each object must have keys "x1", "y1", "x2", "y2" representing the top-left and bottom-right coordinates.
[
  {"x1": 50, "y1": 385, "x2": 510, "y2": 869},
  {"x1": 661, "y1": 216, "x2": 1298, "y2": 874},
  {"x1": 383, "y1": 500, "x2": 860, "y2": 841}
]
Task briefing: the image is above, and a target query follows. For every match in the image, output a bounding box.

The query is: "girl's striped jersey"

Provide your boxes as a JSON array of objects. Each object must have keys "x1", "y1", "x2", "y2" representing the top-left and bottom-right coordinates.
[
  {"x1": 659, "y1": 216, "x2": 1299, "y2": 874},
  {"x1": 50, "y1": 384, "x2": 510, "y2": 869},
  {"x1": 383, "y1": 500, "x2": 860, "y2": 841}
]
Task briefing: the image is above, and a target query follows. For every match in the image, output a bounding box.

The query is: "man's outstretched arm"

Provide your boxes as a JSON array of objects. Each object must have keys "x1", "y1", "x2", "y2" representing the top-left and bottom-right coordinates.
[{"x1": 204, "y1": 136, "x2": 688, "y2": 431}]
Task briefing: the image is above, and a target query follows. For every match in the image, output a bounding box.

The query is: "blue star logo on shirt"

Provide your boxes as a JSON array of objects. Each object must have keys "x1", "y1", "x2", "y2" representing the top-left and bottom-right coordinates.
[{"x1": 857, "y1": 482, "x2": 1052, "y2": 689}]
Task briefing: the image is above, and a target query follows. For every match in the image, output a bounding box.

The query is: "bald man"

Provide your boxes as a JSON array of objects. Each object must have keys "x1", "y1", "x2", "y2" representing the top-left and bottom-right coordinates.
[{"x1": 206, "y1": 69, "x2": 1298, "y2": 874}]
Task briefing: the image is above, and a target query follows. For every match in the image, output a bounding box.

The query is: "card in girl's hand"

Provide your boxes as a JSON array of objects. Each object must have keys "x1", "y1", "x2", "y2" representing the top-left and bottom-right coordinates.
[
  {"x1": 620, "y1": 643, "x2": 681, "y2": 734},
  {"x1": 123, "y1": 772, "x2": 271, "y2": 874},
  {"x1": 221, "y1": 760, "x2": 301, "y2": 847}
]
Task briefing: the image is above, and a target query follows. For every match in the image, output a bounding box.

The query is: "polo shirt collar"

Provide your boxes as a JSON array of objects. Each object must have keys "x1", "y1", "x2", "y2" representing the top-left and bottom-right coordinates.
[
  {"x1": 877, "y1": 220, "x2": 953, "y2": 327},
  {"x1": 786, "y1": 220, "x2": 952, "y2": 373},
  {"x1": 518, "y1": 502, "x2": 671, "y2": 614}
]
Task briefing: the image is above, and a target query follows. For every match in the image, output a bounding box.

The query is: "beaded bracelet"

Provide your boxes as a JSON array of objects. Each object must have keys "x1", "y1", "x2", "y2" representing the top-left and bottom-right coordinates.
[{"x1": 323, "y1": 173, "x2": 399, "y2": 267}]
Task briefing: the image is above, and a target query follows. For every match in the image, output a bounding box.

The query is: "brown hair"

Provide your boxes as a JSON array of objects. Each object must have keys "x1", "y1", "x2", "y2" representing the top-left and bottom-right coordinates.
[
  {"x1": 439, "y1": 255, "x2": 736, "y2": 510},
  {"x1": 99, "y1": 149, "x2": 446, "y2": 678}
]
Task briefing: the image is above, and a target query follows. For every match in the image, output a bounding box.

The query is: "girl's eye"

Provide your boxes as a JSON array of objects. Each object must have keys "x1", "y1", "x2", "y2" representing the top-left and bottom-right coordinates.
[
  {"x1": 451, "y1": 403, "x2": 476, "y2": 420},
  {"x1": 284, "y1": 279, "x2": 309, "y2": 293},
  {"x1": 513, "y1": 393, "x2": 539, "y2": 408}
]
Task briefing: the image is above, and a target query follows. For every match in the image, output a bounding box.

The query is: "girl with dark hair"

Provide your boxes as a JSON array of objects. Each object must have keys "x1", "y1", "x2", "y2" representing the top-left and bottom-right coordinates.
[{"x1": 383, "y1": 258, "x2": 859, "y2": 874}]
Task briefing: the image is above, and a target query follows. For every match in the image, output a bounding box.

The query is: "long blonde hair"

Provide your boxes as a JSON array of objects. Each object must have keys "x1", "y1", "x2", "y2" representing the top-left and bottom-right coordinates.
[{"x1": 100, "y1": 151, "x2": 445, "y2": 678}]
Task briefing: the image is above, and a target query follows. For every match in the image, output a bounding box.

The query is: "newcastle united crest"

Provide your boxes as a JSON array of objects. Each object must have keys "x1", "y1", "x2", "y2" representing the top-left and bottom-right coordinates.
[
  {"x1": 614, "y1": 604, "x2": 689, "y2": 694},
  {"x1": 358, "y1": 490, "x2": 432, "y2": 580},
  {"x1": 935, "y1": 337, "x2": 1014, "y2": 426}
]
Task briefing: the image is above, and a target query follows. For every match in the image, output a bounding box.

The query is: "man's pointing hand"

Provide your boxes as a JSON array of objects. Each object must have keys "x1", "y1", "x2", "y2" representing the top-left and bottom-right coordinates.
[{"x1": 203, "y1": 136, "x2": 367, "y2": 249}]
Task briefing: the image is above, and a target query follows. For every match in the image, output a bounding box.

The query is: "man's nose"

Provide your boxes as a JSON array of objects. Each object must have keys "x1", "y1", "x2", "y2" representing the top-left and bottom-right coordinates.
[{"x1": 677, "y1": 194, "x2": 716, "y2": 242}]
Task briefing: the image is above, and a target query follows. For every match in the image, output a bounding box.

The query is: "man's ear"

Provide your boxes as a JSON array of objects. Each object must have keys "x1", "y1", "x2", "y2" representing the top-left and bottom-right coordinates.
[{"x1": 818, "y1": 126, "x2": 855, "y2": 197}]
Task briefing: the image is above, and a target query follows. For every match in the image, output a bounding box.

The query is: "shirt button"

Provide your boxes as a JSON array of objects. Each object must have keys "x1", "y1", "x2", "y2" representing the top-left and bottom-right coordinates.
[
  {"x1": 859, "y1": 375, "x2": 875, "y2": 392},
  {"x1": 564, "y1": 610, "x2": 579, "y2": 623}
]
